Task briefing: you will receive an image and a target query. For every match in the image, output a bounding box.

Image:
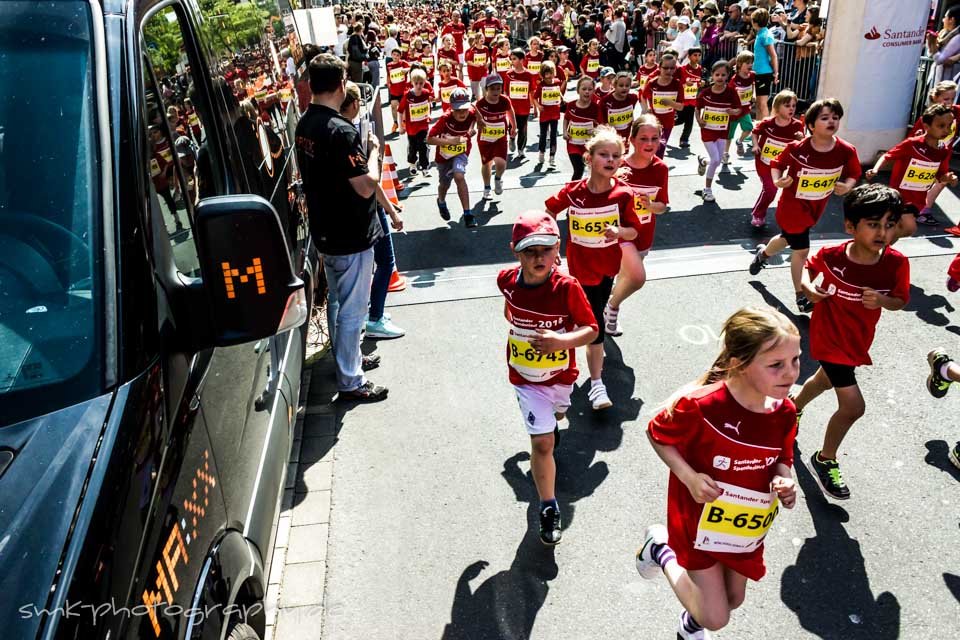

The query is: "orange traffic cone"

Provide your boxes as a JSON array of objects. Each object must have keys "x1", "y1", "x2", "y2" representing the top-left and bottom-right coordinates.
[
  {"x1": 383, "y1": 143, "x2": 399, "y2": 182},
  {"x1": 388, "y1": 268, "x2": 407, "y2": 292},
  {"x1": 381, "y1": 171, "x2": 400, "y2": 206}
]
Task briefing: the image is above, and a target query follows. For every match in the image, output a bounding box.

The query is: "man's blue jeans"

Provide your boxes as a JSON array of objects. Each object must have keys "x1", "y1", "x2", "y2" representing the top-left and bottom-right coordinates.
[
  {"x1": 369, "y1": 206, "x2": 396, "y2": 323},
  {"x1": 324, "y1": 249, "x2": 374, "y2": 391}
]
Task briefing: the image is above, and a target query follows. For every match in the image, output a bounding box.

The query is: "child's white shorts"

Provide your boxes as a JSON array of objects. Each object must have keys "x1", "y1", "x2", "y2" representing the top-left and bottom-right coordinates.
[{"x1": 514, "y1": 383, "x2": 574, "y2": 435}]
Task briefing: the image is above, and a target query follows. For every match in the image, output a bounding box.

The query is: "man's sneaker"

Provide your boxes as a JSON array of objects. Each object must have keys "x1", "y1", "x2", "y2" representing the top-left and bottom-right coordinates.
[
  {"x1": 588, "y1": 382, "x2": 613, "y2": 410},
  {"x1": 677, "y1": 610, "x2": 713, "y2": 640},
  {"x1": 494, "y1": 178, "x2": 503, "y2": 195},
  {"x1": 408, "y1": 166, "x2": 418, "y2": 176},
  {"x1": 464, "y1": 213, "x2": 478, "y2": 228},
  {"x1": 437, "y1": 199, "x2": 451, "y2": 220},
  {"x1": 697, "y1": 155, "x2": 707, "y2": 176},
  {"x1": 721, "y1": 152, "x2": 730, "y2": 164},
  {"x1": 750, "y1": 214, "x2": 765, "y2": 227},
  {"x1": 365, "y1": 317, "x2": 406, "y2": 339},
  {"x1": 635, "y1": 523, "x2": 669, "y2": 579},
  {"x1": 339, "y1": 380, "x2": 389, "y2": 402},
  {"x1": 796, "y1": 292, "x2": 814, "y2": 314},
  {"x1": 927, "y1": 349, "x2": 954, "y2": 398},
  {"x1": 361, "y1": 353, "x2": 381, "y2": 371},
  {"x1": 809, "y1": 451, "x2": 850, "y2": 500},
  {"x1": 949, "y1": 442, "x2": 960, "y2": 471},
  {"x1": 483, "y1": 186, "x2": 492, "y2": 200},
  {"x1": 509, "y1": 136, "x2": 516, "y2": 153},
  {"x1": 702, "y1": 187, "x2": 715, "y2": 202},
  {"x1": 603, "y1": 303, "x2": 622, "y2": 336},
  {"x1": 538, "y1": 152, "x2": 545, "y2": 164},
  {"x1": 748, "y1": 243, "x2": 768, "y2": 275},
  {"x1": 539, "y1": 504, "x2": 562, "y2": 545}
]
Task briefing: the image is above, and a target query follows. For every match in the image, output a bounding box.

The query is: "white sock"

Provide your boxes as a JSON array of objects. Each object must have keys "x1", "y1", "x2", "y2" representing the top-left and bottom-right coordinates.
[
  {"x1": 941, "y1": 363, "x2": 954, "y2": 380},
  {"x1": 591, "y1": 378, "x2": 603, "y2": 387}
]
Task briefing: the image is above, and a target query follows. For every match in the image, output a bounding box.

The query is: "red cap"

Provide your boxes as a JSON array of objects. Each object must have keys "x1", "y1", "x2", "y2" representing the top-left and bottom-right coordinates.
[{"x1": 512, "y1": 211, "x2": 560, "y2": 251}]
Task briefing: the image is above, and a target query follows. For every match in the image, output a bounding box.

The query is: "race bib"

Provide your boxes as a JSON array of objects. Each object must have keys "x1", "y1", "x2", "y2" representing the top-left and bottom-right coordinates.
[
  {"x1": 390, "y1": 67, "x2": 406, "y2": 84},
  {"x1": 736, "y1": 84, "x2": 754, "y2": 106},
  {"x1": 509, "y1": 81, "x2": 529, "y2": 100},
  {"x1": 568, "y1": 203, "x2": 620, "y2": 247},
  {"x1": 795, "y1": 167, "x2": 842, "y2": 201},
  {"x1": 702, "y1": 108, "x2": 729, "y2": 131},
  {"x1": 639, "y1": 75, "x2": 649, "y2": 92},
  {"x1": 607, "y1": 105, "x2": 634, "y2": 129},
  {"x1": 188, "y1": 112, "x2": 200, "y2": 126},
  {"x1": 472, "y1": 52, "x2": 487, "y2": 66},
  {"x1": 423, "y1": 57, "x2": 434, "y2": 70},
  {"x1": 528, "y1": 59, "x2": 542, "y2": 73},
  {"x1": 587, "y1": 58, "x2": 599, "y2": 73},
  {"x1": 631, "y1": 185, "x2": 660, "y2": 223},
  {"x1": 159, "y1": 147, "x2": 173, "y2": 163},
  {"x1": 409, "y1": 101, "x2": 430, "y2": 122},
  {"x1": 496, "y1": 57, "x2": 511, "y2": 72},
  {"x1": 652, "y1": 91, "x2": 676, "y2": 114},
  {"x1": 150, "y1": 158, "x2": 161, "y2": 178},
  {"x1": 683, "y1": 82, "x2": 698, "y2": 101},
  {"x1": 541, "y1": 87, "x2": 562, "y2": 107},
  {"x1": 279, "y1": 88, "x2": 292, "y2": 102},
  {"x1": 568, "y1": 122, "x2": 594, "y2": 144},
  {"x1": 440, "y1": 84, "x2": 456, "y2": 104},
  {"x1": 440, "y1": 141, "x2": 468, "y2": 159},
  {"x1": 484, "y1": 26, "x2": 496, "y2": 39},
  {"x1": 480, "y1": 123, "x2": 506, "y2": 142},
  {"x1": 760, "y1": 138, "x2": 788, "y2": 165},
  {"x1": 899, "y1": 157, "x2": 940, "y2": 191},
  {"x1": 694, "y1": 482, "x2": 780, "y2": 554},
  {"x1": 508, "y1": 326, "x2": 571, "y2": 383}
]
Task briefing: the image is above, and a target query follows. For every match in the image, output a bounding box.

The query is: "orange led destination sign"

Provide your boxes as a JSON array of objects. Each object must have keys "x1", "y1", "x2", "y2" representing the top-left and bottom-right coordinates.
[{"x1": 221, "y1": 258, "x2": 266, "y2": 299}]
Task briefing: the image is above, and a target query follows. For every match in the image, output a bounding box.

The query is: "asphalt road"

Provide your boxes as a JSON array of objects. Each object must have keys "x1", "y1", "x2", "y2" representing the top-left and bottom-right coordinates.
[{"x1": 306, "y1": 94, "x2": 960, "y2": 639}]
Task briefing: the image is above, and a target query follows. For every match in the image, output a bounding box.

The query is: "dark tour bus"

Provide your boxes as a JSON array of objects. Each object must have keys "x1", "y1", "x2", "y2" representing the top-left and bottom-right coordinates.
[{"x1": 0, "y1": 0, "x2": 320, "y2": 638}]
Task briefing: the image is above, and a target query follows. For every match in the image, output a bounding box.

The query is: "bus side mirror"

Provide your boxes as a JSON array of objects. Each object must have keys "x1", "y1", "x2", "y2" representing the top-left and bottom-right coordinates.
[{"x1": 193, "y1": 195, "x2": 306, "y2": 347}]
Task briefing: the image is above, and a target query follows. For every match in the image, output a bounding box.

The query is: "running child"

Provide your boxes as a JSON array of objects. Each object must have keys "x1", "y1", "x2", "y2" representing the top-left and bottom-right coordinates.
[
  {"x1": 695, "y1": 59, "x2": 743, "y2": 203},
  {"x1": 563, "y1": 76, "x2": 602, "y2": 181},
  {"x1": 865, "y1": 103, "x2": 958, "y2": 240},
  {"x1": 749, "y1": 98, "x2": 861, "y2": 313},
  {"x1": 437, "y1": 60, "x2": 467, "y2": 112},
  {"x1": 925, "y1": 348, "x2": 960, "y2": 470},
  {"x1": 791, "y1": 184, "x2": 910, "y2": 500},
  {"x1": 580, "y1": 39, "x2": 602, "y2": 79},
  {"x1": 636, "y1": 306, "x2": 799, "y2": 639},
  {"x1": 527, "y1": 36, "x2": 545, "y2": 74},
  {"x1": 475, "y1": 73, "x2": 516, "y2": 199},
  {"x1": 557, "y1": 45, "x2": 577, "y2": 88},
  {"x1": 465, "y1": 33, "x2": 490, "y2": 98},
  {"x1": 600, "y1": 71, "x2": 639, "y2": 143},
  {"x1": 544, "y1": 127, "x2": 641, "y2": 410},
  {"x1": 493, "y1": 37, "x2": 513, "y2": 75},
  {"x1": 725, "y1": 50, "x2": 756, "y2": 164},
  {"x1": 437, "y1": 34, "x2": 460, "y2": 80},
  {"x1": 635, "y1": 48, "x2": 659, "y2": 96},
  {"x1": 677, "y1": 46, "x2": 704, "y2": 148},
  {"x1": 498, "y1": 211, "x2": 599, "y2": 545},
  {"x1": 596, "y1": 67, "x2": 616, "y2": 102},
  {"x1": 534, "y1": 60, "x2": 563, "y2": 167},
  {"x1": 386, "y1": 55, "x2": 411, "y2": 133},
  {"x1": 398, "y1": 68, "x2": 434, "y2": 176},
  {"x1": 641, "y1": 52, "x2": 684, "y2": 158},
  {"x1": 606, "y1": 114, "x2": 670, "y2": 336},
  {"x1": 908, "y1": 81, "x2": 960, "y2": 225},
  {"x1": 750, "y1": 90, "x2": 805, "y2": 227},
  {"x1": 506, "y1": 48, "x2": 537, "y2": 157},
  {"x1": 427, "y1": 88, "x2": 477, "y2": 226}
]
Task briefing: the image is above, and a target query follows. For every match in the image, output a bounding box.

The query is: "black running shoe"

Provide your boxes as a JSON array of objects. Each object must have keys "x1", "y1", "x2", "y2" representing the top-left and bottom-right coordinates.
[
  {"x1": 464, "y1": 213, "x2": 478, "y2": 228},
  {"x1": 950, "y1": 442, "x2": 960, "y2": 471},
  {"x1": 810, "y1": 451, "x2": 850, "y2": 500},
  {"x1": 748, "y1": 244, "x2": 768, "y2": 276},
  {"x1": 437, "y1": 199, "x2": 451, "y2": 221},
  {"x1": 339, "y1": 381, "x2": 389, "y2": 402},
  {"x1": 539, "y1": 505, "x2": 562, "y2": 545},
  {"x1": 796, "y1": 293, "x2": 814, "y2": 314},
  {"x1": 927, "y1": 349, "x2": 953, "y2": 399}
]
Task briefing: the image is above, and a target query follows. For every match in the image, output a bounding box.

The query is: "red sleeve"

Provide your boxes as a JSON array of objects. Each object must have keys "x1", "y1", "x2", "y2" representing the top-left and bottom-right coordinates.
[
  {"x1": 566, "y1": 279, "x2": 599, "y2": 331},
  {"x1": 842, "y1": 144, "x2": 863, "y2": 181},
  {"x1": 695, "y1": 91, "x2": 706, "y2": 109},
  {"x1": 751, "y1": 117, "x2": 765, "y2": 138},
  {"x1": 910, "y1": 117, "x2": 925, "y2": 137},
  {"x1": 891, "y1": 254, "x2": 911, "y2": 303},
  {"x1": 883, "y1": 138, "x2": 912, "y2": 162},
  {"x1": 641, "y1": 81, "x2": 652, "y2": 103},
  {"x1": 657, "y1": 165, "x2": 670, "y2": 205},
  {"x1": 648, "y1": 395, "x2": 700, "y2": 448},
  {"x1": 805, "y1": 245, "x2": 826, "y2": 277},
  {"x1": 580, "y1": 56, "x2": 588, "y2": 73},
  {"x1": 398, "y1": 94, "x2": 409, "y2": 114},
  {"x1": 545, "y1": 183, "x2": 571, "y2": 215},
  {"x1": 428, "y1": 117, "x2": 445, "y2": 137},
  {"x1": 778, "y1": 407, "x2": 798, "y2": 467}
]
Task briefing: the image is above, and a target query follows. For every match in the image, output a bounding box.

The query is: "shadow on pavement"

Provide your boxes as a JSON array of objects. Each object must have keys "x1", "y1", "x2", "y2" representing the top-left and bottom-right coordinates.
[
  {"x1": 945, "y1": 573, "x2": 960, "y2": 604},
  {"x1": 440, "y1": 338, "x2": 640, "y2": 639},
  {"x1": 923, "y1": 440, "x2": 960, "y2": 483},
  {"x1": 780, "y1": 443, "x2": 901, "y2": 640},
  {"x1": 904, "y1": 284, "x2": 955, "y2": 328}
]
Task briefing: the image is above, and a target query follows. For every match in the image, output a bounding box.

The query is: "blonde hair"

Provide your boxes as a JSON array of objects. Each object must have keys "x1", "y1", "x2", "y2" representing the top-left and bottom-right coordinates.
[
  {"x1": 528, "y1": 36, "x2": 542, "y2": 48},
  {"x1": 665, "y1": 306, "x2": 799, "y2": 414},
  {"x1": 630, "y1": 113, "x2": 661, "y2": 138},
  {"x1": 341, "y1": 81, "x2": 362, "y2": 112},
  {"x1": 585, "y1": 125, "x2": 624, "y2": 156},
  {"x1": 409, "y1": 68, "x2": 427, "y2": 82},
  {"x1": 734, "y1": 50, "x2": 755, "y2": 69},
  {"x1": 772, "y1": 89, "x2": 797, "y2": 112},
  {"x1": 540, "y1": 60, "x2": 556, "y2": 80},
  {"x1": 930, "y1": 80, "x2": 958, "y2": 102},
  {"x1": 575, "y1": 75, "x2": 595, "y2": 92}
]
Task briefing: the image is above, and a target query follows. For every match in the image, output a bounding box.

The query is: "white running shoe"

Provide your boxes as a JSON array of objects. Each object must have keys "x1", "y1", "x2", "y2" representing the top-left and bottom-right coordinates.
[
  {"x1": 494, "y1": 178, "x2": 503, "y2": 195},
  {"x1": 588, "y1": 382, "x2": 612, "y2": 410},
  {"x1": 703, "y1": 187, "x2": 715, "y2": 202},
  {"x1": 635, "y1": 523, "x2": 669, "y2": 579},
  {"x1": 697, "y1": 155, "x2": 707, "y2": 176},
  {"x1": 721, "y1": 152, "x2": 730, "y2": 165},
  {"x1": 483, "y1": 186, "x2": 492, "y2": 200},
  {"x1": 549, "y1": 155, "x2": 557, "y2": 168},
  {"x1": 509, "y1": 136, "x2": 517, "y2": 153},
  {"x1": 603, "y1": 303, "x2": 622, "y2": 336},
  {"x1": 677, "y1": 610, "x2": 713, "y2": 640}
]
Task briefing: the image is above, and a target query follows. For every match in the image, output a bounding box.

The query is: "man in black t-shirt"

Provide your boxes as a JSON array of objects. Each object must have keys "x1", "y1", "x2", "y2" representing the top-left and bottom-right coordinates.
[{"x1": 295, "y1": 53, "x2": 388, "y2": 402}]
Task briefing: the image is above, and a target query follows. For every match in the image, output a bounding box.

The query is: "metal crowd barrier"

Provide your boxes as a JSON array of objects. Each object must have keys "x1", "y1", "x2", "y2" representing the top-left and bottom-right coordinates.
[
  {"x1": 774, "y1": 40, "x2": 821, "y2": 104},
  {"x1": 910, "y1": 56, "x2": 935, "y2": 126}
]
